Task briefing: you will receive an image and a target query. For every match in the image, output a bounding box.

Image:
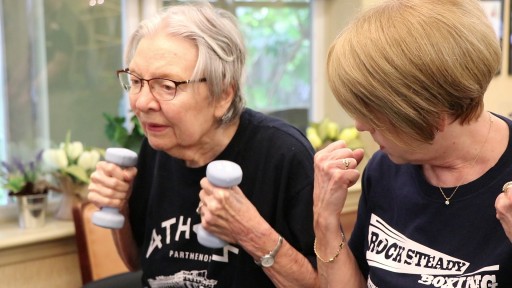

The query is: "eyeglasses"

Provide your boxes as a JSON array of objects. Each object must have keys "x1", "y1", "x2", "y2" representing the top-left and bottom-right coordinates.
[{"x1": 116, "y1": 69, "x2": 207, "y2": 101}]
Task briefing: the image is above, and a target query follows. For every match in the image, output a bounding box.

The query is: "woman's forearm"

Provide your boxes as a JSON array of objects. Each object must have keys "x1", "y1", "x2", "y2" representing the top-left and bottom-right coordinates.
[
  {"x1": 243, "y1": 228, "x2": 319, "y2": 288},
  {"x1": 314, "y1": 216, "x2": 365, "y2": 288}
]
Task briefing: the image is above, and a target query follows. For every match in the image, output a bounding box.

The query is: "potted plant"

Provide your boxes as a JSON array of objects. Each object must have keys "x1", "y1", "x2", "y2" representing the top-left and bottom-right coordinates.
[
  {"x1": 306, "y1": 118, "x2": 364, "y2": 151},
  {"x1": 0, "y1": 150, "x2": 53, "y2": 228},
  {"x1": 42, "y1": 131, "x2": 104, "y2": 220},
  {"x1": 103, "y1": 112, "x2": 144, "y2": 152}
]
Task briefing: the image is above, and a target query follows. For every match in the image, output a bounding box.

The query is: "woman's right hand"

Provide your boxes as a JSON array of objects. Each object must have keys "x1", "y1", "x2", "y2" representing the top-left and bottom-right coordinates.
[
  {"x1": 313, "y1": 140, "x2": 365, "y2": 223},
  {"x1": 87, "y1": 160, "x2": 138, "y2": 210}
]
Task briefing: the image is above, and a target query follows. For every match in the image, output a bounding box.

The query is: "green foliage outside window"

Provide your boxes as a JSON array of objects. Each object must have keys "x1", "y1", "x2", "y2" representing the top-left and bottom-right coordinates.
[
  {"x1": 103, "y1": 113, "x2": 145, "y2": 153},
  {"x1": 239, "y1": 6, "x2": 311, "y2": 110},
  {"x1": 164, "y1": 1, "x2": 312, "y2": 112}
]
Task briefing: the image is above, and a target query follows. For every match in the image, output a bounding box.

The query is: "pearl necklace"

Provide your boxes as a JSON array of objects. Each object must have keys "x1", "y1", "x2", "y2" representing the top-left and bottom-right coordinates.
[{"x1": 438, "y1": 112, "x2": 493, "y2": 205}]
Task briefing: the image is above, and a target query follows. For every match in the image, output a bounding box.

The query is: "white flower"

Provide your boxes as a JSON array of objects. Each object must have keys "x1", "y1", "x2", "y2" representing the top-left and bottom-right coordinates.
[
  {"x1": 44, "y1": 131, "x2": 104, "y2": 186},
  {"x1": 60, "y1": 141, "x2": 84, "y2": 161},
  {"x1": 77, "y1": 150, "x2": 100, "y2": 171},
  {"x1": 42, "y1": 149, "x2": 68, "y2": 170}
]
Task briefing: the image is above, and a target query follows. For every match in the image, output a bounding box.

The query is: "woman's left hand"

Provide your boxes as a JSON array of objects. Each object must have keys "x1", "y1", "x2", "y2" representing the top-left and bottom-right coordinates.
[
  {"x1": 495, "y1": 183, "x2": 512, "y2": 242},
  {"x1": 198, "y1": 178, "x2": 266, "y2": 244}
]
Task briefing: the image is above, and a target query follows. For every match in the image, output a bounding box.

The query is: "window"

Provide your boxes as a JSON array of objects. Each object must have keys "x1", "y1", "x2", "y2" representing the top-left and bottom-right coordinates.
[
  {"x1": 0, "y1": 1, "x2": 124, "y2": 205},
  {"x1": 0, "y1": 0, "x2": 312, "y2": 205},
  {"x1": 163, "y1": 0, "x2": 312, "y2": 113}
]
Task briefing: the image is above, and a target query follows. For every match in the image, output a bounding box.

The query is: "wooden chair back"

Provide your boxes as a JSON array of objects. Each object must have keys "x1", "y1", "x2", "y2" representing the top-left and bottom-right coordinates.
[{"x1": 72, "y1": 201, "x2": 129, "y2": 285}]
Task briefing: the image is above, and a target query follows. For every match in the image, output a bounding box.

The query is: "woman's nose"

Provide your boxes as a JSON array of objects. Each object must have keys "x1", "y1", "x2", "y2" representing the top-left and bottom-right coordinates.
[
  {"x1": 133, "y1": 84, "x2": 159, "y2": 111},
  {"x1": 354, "y1": 119, "x2": 373, "y2": 133}
]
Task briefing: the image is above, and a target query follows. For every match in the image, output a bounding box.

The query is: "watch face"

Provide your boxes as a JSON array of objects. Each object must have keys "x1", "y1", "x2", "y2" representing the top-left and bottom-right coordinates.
[{"x1": 261, "y1": 256, "x2": 274, "y2": 267}]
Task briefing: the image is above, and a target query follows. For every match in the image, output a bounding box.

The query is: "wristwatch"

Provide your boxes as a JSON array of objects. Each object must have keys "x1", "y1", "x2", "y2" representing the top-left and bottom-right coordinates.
[{"x1": 255, "y1": 235, "x2": 283, "y2": 268}]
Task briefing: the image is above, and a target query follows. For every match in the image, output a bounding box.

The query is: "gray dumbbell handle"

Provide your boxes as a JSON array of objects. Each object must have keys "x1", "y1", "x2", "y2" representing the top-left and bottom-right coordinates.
[
  {"x1": 91, "y1": 148, "x2": 138, "y2": 229},
  {"x1": 197, "y1": 160, "x2": 242, "y2": 248}
]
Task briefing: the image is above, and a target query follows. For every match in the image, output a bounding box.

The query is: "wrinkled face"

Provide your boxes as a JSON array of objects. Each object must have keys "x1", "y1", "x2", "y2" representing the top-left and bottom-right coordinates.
[{"x1": 128, "y1": 31, "x2": 228, "y2": 156}]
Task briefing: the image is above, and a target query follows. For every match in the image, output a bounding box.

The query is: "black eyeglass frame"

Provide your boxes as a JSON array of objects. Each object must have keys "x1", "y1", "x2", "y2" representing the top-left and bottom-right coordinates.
[{"x1": 116, "y1": 68, "x2": 207, "y2": 101}]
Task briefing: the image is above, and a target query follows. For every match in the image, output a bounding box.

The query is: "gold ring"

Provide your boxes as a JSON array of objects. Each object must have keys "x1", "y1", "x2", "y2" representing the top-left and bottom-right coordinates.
[
  {"x1": 196, "y1": 202, "x2": 203, "y2": 215},
  {"x1": 342, "y1": 159, "x2": 350, "y2": 170},
  {"x1": 502, "y1": 181, "x2": 512, "y2": 193}
]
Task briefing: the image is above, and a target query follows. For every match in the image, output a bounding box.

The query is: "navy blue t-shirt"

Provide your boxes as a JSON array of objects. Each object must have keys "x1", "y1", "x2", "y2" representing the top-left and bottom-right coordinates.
[
  {"x1": 129, "y1": 108, "x2": 316, "y2": 287},
  {"x1": 349, "y1": 114, "x2": 512, "y2": 287}
]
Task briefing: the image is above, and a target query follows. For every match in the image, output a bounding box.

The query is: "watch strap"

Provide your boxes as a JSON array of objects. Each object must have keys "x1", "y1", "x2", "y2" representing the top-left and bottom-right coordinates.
[{"x1": 255, "y1": 235, "x2": 283, "y2": 267}]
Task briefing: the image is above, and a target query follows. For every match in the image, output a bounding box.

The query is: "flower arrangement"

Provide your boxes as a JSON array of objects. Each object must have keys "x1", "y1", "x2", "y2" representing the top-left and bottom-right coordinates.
[
  {"x1": 306, "y1": 118, "x2": 363, "y2": 151},
  {"x1": 0, "y1": 150, "x2": 52, "y2": 196},
  {"x1": 42, "y1": 132, "x2": 104, "y2": 189},
  {"x1": 41, "y1": 132, "x2": 104, "y2": 220}
]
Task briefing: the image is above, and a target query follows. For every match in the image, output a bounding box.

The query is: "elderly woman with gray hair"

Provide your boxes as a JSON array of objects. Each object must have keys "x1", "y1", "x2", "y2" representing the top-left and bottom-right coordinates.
[{"x1": 87, "y1": 3, "x2": 318, "y2": 288}]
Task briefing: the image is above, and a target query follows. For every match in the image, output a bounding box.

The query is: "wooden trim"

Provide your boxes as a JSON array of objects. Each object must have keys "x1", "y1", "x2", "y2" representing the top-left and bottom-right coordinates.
[
  {"x1": 72, "y1": 202, "x2": 93, "y2": 284},
  {"x1": 345, "y1": 182, "x2": 362, "y2": 213},
  {"x1": 0, "y1": 236, "x2": 76, "y2": 267},
  {"x1": 72, "y1": 202, "x2": 129, "y2": 284},
  {"x1": 340, "y1": 211, "x2": 358, "y2": 240},
  {"x1": 0, "y1": 218, "x2": 75, "y2": 251}
]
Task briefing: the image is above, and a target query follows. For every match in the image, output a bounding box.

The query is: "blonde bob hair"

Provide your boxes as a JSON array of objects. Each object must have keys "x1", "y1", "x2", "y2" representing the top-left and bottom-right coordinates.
[{"x1": 327, "y1": 0, "x2": 501, "y2": 145}]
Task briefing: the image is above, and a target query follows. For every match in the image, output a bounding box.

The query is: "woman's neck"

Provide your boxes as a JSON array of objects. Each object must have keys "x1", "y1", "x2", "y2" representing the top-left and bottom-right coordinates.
[
  {"x1": 180, "y1": 118, "x2": 240, "y2": 168},
  {"x1": 424, "y1": 112, "x2": 496, "y2": 187}
]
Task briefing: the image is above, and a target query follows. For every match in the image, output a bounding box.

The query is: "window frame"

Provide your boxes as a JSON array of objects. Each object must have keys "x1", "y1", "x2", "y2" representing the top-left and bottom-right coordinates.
[
  {"x1": 0, "y1": 0, "x2": 325, "y2": 215},
  {"x1": 0, "y1": 0, "x2": 133, "y2": 214}
]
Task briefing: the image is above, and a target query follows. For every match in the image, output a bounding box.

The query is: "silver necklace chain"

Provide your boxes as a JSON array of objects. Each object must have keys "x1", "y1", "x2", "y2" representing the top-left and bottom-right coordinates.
[{"x1": 438, "y1": 112, "x2": 493, "y2": 205}]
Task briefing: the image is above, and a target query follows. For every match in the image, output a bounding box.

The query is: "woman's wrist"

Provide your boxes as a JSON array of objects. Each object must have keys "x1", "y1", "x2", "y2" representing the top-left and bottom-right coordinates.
[
  {"x1": 314, "y1": 226, "x2": 346, "y2": 263},
  {"x1": 314, "y1": 210, "x2": 342, "y2": 232},
  {"x1": 236, "y1": 218, "x2": 278, "y2": 258}
]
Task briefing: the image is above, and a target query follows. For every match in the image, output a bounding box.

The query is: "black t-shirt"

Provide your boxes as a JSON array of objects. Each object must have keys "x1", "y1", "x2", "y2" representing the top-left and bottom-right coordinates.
[
  {"x1": 349, "y1": 113, "x2": 512, "y2": 287},
  {"x1": 129, "y1": 108, "x2": 316, "y2": 287}
]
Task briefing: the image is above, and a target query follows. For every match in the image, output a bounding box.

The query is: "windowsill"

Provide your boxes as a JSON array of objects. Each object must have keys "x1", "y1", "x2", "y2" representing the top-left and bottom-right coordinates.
[
  {"x1": 0, "y1": 217, "x2": 75, "y2": 251},
  {"x1": 0, "y1": 198, "x2": 75, "y2": 251},
  {"x1": 0, "y1": 183, "x2": 361, "y2": 252}
]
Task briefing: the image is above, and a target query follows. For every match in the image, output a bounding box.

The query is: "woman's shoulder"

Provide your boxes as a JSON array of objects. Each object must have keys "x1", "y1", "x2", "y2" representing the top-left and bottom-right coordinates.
[{"x1": 239, "y1": 108, "x2": 314, "y2": 153}]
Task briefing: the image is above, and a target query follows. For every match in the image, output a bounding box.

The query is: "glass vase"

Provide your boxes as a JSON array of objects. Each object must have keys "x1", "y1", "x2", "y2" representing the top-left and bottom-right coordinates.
[
  {"x1": 54, "y1": 176, "x2": 88, "y2": 220},
  {"x1": 16, "y1": 194, "x2": 48, "y2": 228}
]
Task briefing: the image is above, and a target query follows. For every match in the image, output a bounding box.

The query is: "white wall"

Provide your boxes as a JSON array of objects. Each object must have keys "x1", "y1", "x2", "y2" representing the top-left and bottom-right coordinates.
[
  {"x1": 486, "y1": 0, "x2": 512, "y2": 119},
  {"x1": 314, "y1": 0, "x2": 379, "y2": 154}
]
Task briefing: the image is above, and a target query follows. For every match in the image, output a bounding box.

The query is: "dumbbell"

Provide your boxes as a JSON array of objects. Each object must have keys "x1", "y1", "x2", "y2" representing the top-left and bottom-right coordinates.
[
  {"x1": 92, "y1": 147, "x2": 138, "y2": 229},
  {"x1": 197, "y1": 160, "x2": 243, "y2": 248}
]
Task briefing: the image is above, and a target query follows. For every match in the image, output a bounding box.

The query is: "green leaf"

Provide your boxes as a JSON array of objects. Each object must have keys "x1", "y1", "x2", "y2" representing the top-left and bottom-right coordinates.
[
  {"x1": 62, "y1": 165, "x2": 89, "y2": 184},
  {"x1": 4, "y1": 179, "x2": 25, "y2": 193},
  {"x1": 103, "y1": 112, "x2": 144, "y2": 151},
  {"x1": 131, "y1": 115, "x2": 144, "y2": 136},
  {"x1": 103, "y1": 113, "x2": 126, "y2": 144}
]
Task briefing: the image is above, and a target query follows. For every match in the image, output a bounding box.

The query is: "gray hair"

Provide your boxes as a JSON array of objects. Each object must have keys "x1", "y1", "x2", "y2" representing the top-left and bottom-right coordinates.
[{"x1": 125, "y1": 2, "x2": 246, "y2": 124}]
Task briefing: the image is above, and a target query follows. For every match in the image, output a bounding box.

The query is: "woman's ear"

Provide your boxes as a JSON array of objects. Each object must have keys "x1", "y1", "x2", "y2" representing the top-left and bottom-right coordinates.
[
  {"x1": 214, "y1": 84, "x2": 235, "y2": 119},
  {"x1": 436, "y1": 114, "x2": 449, "y2": 132}
]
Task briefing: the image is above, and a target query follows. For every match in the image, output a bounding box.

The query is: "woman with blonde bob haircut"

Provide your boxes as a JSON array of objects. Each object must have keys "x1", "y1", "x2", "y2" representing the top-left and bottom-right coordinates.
[{"x1": 313, "y1": 0, "x2": 512, "y2": 287}]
